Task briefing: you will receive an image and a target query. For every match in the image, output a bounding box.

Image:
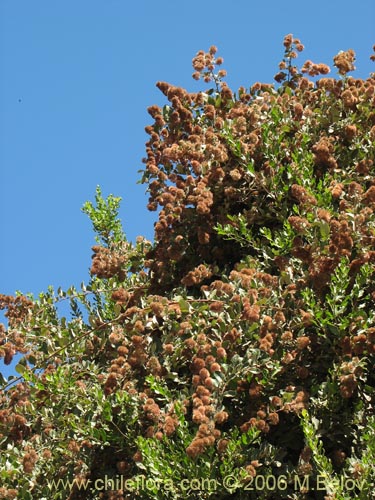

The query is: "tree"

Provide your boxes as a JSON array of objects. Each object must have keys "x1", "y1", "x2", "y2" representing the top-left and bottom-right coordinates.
[{"x1": 1, "y1": 36, "x2": 375, "y2": 500}]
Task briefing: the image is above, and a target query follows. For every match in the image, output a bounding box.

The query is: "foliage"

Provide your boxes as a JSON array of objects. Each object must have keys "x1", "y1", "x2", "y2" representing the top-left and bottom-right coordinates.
[{"x1": 1, "y1": 36, "x2": 375, "y2": 499}]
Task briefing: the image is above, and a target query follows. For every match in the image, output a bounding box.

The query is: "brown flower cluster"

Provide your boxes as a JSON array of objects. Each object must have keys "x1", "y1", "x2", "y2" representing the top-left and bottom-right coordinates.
[
  {"x1": 333, "y1": 49, "x2": 356, "y2": 75},
  {"x1": 191, "y1": 384, "x2": 213, "y2": 423},
  {"x1": 283, "y1": 389, "x2": 309, "y2": 414},
  {"x1": 111, "y1": 288, "x2": 130, "y2": 304},
  {"x1": 200, "y1": 279, "x2": 234, "y2": 297},
  {"x1": 312, "y1": 136, "x2": 337, "y2": 170},
  {"x1": 240, "y1": 408, "x2": 272, "y2": 434},
  {"x1": 274, "y1": 34, "x2": 305, "y2": 87},
  {"x1": 290, "y1": 184, "x2": 317, "y2": 206},
  {"x1": 143, "y1": 398, "x2": 161, "y2": 423},
  {"x1": 0, "y1": 294, "x2": 33, "y2": 327},
  {"x1": 192, "y1": 45, "x2": 226, "y2": 84},
  {"x1": 162, "y1": 413, "x2": 179, "y2": 437},
  {"x1": 181, "y1": 264, "x2": 213, "y2": 287},
  {"x1": 23, "y1": 446, "x2": 38, "y2": 473},
  {"x1": 229, "y1": 267, "x2": 256, "y2": 289},
  {"x1": 288, "y1": 216, "x2": 311, "y2": 234},
  {"x1": 90, "y1": 245, "x2": 127, "y2": 280},
  {"x1": 301, "y1": 60, "x2": 330, "y2": 77},
  {"x1": 186, "y1": 421, "x2": 220, "y2": 459},
  {"x1": 0, "y1": 403, "x2": 30, "y2": 444},
  {"x1": 0, "y1": 488, "x2": 18, "y2": 499},
  {"x1": 142, "y1": 57, "x2": 275, "y2": 288},
  {"x1": 339, "y1": 373, "x2": 357, "y2": 398},
  {"x1": 127, "y1": 334, "x2": 148, "y2": 369},
  {"x1": 329, "y1": 219, "x2": 353, "y2": 257}
]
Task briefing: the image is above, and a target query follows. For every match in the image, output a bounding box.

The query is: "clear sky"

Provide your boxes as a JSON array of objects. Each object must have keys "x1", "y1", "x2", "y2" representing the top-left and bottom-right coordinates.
[{"x1": 1, "y1": 0, "x2": 374, "y2": 378}]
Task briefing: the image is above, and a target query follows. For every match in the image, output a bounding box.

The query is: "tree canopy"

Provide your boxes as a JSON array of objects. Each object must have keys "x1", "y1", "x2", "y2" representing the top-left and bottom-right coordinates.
[{"x1": 1, "y1": 36, "x2": 375, "y2": 500}]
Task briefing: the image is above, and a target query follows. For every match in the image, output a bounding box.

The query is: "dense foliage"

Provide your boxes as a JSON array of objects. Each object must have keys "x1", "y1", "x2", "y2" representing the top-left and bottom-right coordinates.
[{"x1": 1, "y1": 36, "x2": 375, "y2": 500}]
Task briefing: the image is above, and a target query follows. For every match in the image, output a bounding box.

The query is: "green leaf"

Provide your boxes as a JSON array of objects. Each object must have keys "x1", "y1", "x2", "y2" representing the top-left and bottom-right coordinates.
[
  {"x1": 15, "y1": 362, "x2": 26, "y2": 375},
  {"x1": 0, "y1": 372, "x2": 7, "y2": 386},
  {"x1": 318, "y1": 220, "x2": 330, "y2": 239},
  {"x1": 178, "y1": 298, "x2": 190, "y2": 313}
]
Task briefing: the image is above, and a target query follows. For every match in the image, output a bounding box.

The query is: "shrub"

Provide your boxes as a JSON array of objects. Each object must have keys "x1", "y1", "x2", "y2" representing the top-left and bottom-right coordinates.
[{"x1": 1, "y1": 36, "x2": 375, "y2": 500}]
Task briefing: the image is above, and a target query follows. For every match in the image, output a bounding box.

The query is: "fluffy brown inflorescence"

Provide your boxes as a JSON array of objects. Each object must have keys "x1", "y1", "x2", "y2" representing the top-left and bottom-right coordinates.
[{"x1": 1, "y1": 35, "x2": 375, "y2": 499}]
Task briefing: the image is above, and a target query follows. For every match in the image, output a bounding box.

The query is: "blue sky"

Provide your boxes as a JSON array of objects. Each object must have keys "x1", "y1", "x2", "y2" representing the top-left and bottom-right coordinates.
[{"x1": 1, "y1": 0, "x2": 374, "y2": 378}]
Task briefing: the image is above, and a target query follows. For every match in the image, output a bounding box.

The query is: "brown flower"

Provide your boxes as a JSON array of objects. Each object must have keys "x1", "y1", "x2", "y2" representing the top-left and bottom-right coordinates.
[{"x1": 333, "y1": 49, "x2": 356, "y2": 75}]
